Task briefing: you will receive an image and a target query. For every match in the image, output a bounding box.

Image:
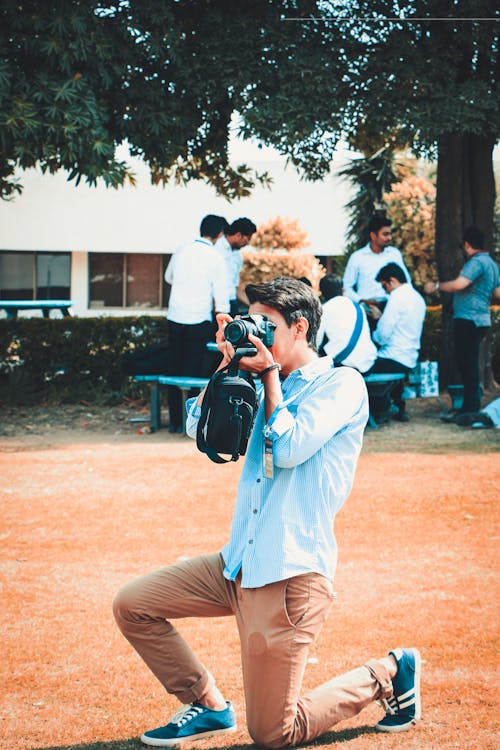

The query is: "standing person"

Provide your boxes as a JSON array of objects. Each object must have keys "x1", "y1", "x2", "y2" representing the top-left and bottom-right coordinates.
[
  {"x1": 317, "y1": 274, "x2": 377, "y2": 373},
  {"x1": 424, "y1": 226, "x2": 500, "y2": 419},
  {"x1": 114, "y1": 277, "x2": 422, "y2": 747},
  {"x1": 368, "y1": 263, "x2": 426, "y2": 423},
  {"x1": 214, "y1": 217, "x2": 257, "y2": 316},
  {"x1": 164, "y1": 214, "x2": 229, "y2": 433},
  {"x1": 343, "y1": 214, "x2": 412, "y2": 329}
]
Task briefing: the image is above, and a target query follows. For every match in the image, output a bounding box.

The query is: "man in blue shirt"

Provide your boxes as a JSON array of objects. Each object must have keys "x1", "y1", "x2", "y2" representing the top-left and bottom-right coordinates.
[
  {"x1": 424, "y1": 226, "x2": 500, "y2": 418},
  {"x1": 114, "y1": 278, "x2": 422, "y2": 746}
]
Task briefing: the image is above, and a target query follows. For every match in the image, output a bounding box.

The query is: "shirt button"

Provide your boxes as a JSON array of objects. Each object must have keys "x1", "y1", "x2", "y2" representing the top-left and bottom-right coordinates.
[
  {"x1": 253, "y1": 509, "x2": 258, "y2": 514},
  {"x1": 256, "y1": 478, "x2": 261, "y2": 483},
  {"x1": 248, "y1": 539, "x2": 253, "y2": 544}
]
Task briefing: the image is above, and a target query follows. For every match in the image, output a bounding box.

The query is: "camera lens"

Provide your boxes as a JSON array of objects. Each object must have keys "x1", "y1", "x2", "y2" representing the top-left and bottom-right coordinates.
[{"x1": 225, "y1": 319, "x2": 250, "y2": 345}]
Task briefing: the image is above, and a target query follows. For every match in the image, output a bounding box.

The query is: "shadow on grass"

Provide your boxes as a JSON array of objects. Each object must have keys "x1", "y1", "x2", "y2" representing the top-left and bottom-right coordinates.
[{"x1": 39, "y1": 725, "x2": 378, "y2": 750}]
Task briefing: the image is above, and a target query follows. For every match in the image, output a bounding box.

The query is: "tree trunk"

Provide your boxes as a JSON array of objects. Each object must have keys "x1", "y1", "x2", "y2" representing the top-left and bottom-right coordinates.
[{"x1": 434, "y1": 132, "x2": 497, "y2": 392}]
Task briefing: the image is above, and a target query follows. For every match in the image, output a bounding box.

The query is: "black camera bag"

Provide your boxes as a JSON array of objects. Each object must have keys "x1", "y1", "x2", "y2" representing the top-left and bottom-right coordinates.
[{"x1": 196, "y1": 362, "x2": 258, "y2": 463}]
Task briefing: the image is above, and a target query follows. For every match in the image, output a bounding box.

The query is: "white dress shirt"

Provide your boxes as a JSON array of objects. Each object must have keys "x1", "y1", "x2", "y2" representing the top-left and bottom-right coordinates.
[
  {"x1": 343, "y1": 244, "x2": 412, "y2": 303},
  {"x1": 214, "y1": 235, "x2": 244, "y2": 300},
  {"x1": 316, "y1": 296, "x2": 377, "y2": 373},
  {"x1": 165, "y1": 238, "x2": 230, "y2": 324},
  {"x1": 372, "y1": 283, "x2": 426, "y2": 369},
  {"x1": 186, "y1": 358, "x2": 368, "y2": 588}
]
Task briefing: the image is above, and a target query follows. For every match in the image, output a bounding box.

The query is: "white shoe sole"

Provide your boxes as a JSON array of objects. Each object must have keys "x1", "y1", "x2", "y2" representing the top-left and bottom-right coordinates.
[{"x1": 141, "y1": 724, "x2": 237, "y2": 747}]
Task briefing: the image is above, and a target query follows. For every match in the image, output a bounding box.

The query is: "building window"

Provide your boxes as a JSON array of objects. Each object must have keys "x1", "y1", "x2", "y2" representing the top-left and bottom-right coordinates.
[
  {"x1": 88, "y1": 253, "x2": 169, "y2": 309},
  {"x1": 0, "y1": 251, "x2": 71, "y2": 300}
]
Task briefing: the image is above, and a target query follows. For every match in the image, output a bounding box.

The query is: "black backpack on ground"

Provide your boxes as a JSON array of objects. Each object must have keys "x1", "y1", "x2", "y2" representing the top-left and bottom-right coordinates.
[{"x1": 196, "y1": 361, "x2": 258, "y2": 463}]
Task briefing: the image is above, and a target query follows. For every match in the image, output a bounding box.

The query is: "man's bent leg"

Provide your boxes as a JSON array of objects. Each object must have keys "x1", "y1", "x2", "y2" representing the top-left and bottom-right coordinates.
[
  {"x1": 113, "y1": 553, "x2": 236, "y2": 704},
  {"x1": 294, "y1": 659, "x2": 393, "y2": 743},
  {"x1": 236, "y1": 573, "x2": 393, "y2": 748},
  {"x1": 237, "y1": 573, "x2": 332, "y2": 747}
]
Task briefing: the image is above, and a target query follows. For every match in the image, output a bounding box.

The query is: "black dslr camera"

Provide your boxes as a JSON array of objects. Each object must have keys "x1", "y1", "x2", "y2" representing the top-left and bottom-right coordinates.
[{"x1": 224, "y1": 314, "x2": 276, "y2": 356}]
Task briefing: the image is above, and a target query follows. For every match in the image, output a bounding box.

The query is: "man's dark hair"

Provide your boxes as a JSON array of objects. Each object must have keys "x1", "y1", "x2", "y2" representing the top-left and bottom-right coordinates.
[
  {"x1": 245, "y1": 277, "x2": 322, "y2": 348},
  {"x1": 319, "y1": 274, "x2": 343, "y2": 301},
  {"x1": 227, "y1": 217, "x2": 257, "y2": 236},
  {"x1": 463, "y1": 226, "x2": 485, "y2": 250},
  {"x1": 368, "y1": 214, "x2": 392, "y2": 235},
  {"x1": 376, "y1": 262, "x2": 407, "y2": 284},
  {"x1": 200, "y1": 214, "x2": 226, "y2": 239}
]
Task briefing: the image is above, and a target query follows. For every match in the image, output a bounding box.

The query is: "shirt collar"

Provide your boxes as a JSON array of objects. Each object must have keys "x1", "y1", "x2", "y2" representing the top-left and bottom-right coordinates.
[{"x1": 195, "y1": 237, "x2": 213, "y2": 247}]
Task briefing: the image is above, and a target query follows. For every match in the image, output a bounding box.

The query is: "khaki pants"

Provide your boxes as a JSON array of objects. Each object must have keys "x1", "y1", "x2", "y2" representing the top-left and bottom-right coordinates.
[{"x1": 113, "y1": 553, "x2": 392, "y2": 748}]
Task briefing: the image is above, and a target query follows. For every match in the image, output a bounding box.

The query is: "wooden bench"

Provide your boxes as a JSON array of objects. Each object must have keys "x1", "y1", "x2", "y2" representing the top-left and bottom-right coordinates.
[
  {"x1": 134, "y1": 375, "x2": 209, "y2": 433},
  {"x1": 363, "y1": 372, "x2": 407, "y2": 429}
]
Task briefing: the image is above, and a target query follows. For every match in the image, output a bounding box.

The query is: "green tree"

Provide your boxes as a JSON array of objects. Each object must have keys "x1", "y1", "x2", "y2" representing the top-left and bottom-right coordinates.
[
  {"x1": 0, "y1": 0, "x2": 323, "y2": 200},
  {"x1": 336, "y1": 146, "x2": 402, "y2": 253}
]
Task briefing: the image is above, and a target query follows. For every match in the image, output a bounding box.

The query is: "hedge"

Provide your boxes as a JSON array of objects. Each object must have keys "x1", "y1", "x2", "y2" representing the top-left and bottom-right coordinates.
[
  {"x1": 0, "y1": 316, "x2": 169, "y2": 405},
  {"x1": 0, "y1": 309, "x2": 498, "y2": 405}
]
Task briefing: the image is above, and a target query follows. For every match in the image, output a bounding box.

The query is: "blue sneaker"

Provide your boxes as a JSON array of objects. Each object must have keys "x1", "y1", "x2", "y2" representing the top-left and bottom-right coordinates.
[
  {"x1": 376, "y1": 647, "x2": 422, "y2": 732},
  {"x1": 141, "y1": 701, "x2": 237, "y2": 747}
]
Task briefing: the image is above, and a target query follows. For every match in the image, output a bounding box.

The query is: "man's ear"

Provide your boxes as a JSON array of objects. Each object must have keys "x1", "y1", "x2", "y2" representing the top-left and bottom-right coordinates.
[{"x1": 295, "y1": 317, "x2": 310, "y2": 339}]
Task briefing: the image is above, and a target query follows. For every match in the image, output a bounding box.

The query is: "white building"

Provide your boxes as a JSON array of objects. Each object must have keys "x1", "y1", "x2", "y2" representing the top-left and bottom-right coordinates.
[{"x1": 0, "y1": 141, "x2": 353, "y2": 317}]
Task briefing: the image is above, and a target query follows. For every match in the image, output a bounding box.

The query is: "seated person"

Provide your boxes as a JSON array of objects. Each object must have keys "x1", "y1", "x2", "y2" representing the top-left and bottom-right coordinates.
[
  {"x1": 317, "y1": 274, "x2": 377, "y2": 374},
  {"x1": 367, "y1": 263, "x2": 426, "y2": 423}
]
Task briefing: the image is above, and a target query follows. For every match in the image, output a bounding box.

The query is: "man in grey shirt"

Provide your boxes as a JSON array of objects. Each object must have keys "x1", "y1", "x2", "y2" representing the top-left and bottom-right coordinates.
[{"x1": 424, "y1": 226, "x2": 500, "y2": 417}]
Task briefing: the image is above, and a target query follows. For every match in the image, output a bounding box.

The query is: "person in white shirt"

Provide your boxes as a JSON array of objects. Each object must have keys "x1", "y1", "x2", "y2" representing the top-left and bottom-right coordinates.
[
  {"x1": 317, "y1": 274, "x2": 377, "y2": 374},
  {"x1": 343, "y1": 215, "x2": 412, "y2": 329},
  {"x1": 164, "y1": 214, "x2": 230, "y2": 432},
  {"x1": 367, "y1": 262, "x2": 426, "y2": 423},
  {"x1": 214, "y1": 217, "x2": 256, "y2": 315}
]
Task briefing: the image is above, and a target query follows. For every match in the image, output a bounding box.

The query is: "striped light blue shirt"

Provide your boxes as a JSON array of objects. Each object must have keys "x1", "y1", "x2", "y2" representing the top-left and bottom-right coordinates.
[{"x1": 186, "y1": 357, "x2": 368, "y2": 588}]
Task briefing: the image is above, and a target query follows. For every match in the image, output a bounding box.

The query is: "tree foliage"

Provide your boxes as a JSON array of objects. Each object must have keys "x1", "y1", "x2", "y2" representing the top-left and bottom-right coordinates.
[
  {"x1": 337, "y1": 146, "x2": 403, "y2": 252},
  {"x1": 1, "y1": 1, "x2": 497, "y2": 204},
  {"x1": 0, "y1": 0, "x2": 324, "y2": 199},
  {"x1": 383, "y1": 164, "x2": 437, "y2": 288},
  {"x1": 250, "y1": 216, "x2": 310, "y2": 253}
]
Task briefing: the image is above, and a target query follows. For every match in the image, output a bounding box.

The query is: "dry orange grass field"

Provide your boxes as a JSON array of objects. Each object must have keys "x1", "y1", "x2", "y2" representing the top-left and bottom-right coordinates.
[{"x1": 1, "y1": 401, "x2": 499, "y2": 750}]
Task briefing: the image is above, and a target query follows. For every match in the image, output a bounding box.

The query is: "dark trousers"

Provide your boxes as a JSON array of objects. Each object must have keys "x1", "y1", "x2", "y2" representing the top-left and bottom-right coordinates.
[
  {"x1": 454, "y1": 318, "x2": 488, "y2": 413},
  {"x1": 367, "y1": 357, "x2": 411, "y2": 417},
  {"x1": 167, "y1": 320, "x2": 216, "y2": 428}
]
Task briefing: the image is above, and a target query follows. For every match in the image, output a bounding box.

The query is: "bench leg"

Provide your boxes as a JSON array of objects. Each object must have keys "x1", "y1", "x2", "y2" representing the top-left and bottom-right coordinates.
[
  {"x1": 180, "y1": 388, "x2": 189, "y2": 435},
  {"x1": 150, "y1": 382, "x2": 162, "y2": 433}
]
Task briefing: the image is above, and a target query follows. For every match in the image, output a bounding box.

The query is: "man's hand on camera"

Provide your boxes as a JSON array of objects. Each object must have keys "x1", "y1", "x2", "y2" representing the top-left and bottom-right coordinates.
[
  {"x1": 215, "y1": 313, "x2": 235, "y2": 368},
  {"x1": 237, "y1": 334, "x2": 275, "y2": 375}
]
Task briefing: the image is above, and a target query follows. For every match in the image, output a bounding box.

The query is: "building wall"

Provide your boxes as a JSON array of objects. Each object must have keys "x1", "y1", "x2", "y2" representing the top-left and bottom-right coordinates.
[{"x1": 0, "y1": 145, "x2": 353, "y2": 317}]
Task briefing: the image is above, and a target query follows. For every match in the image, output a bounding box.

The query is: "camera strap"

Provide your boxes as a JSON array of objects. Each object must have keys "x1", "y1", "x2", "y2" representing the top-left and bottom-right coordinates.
[{"x1": 333, "y1": 301, "x2": 363, "y2": 365}]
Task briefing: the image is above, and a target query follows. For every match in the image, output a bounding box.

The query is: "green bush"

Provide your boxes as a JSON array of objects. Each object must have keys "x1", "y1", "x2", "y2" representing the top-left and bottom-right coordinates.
[
  {"x1": 0, "y1": 310, "x2": 498, "y2": 405},
  {"x1": 0, "y1": 316, "x2": 169, "y2": 405}
]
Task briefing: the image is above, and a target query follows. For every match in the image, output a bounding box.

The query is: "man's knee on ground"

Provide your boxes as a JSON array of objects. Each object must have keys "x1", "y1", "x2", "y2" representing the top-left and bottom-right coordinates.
[{"x1": 247, "y1": 721, "x2": 295, "y2": 749}]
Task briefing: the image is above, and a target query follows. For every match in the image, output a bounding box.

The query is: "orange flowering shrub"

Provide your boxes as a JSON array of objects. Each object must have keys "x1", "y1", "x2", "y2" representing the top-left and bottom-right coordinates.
[
  {"x1": 383, "y1": 173, "x2": 436, "y2": 287},
  {"x1": 238, "y1": 250, "x2": 325, "y2": 296},
  {"x1": 250, "y1": 216, "x2": 311, "y2": 253}
]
